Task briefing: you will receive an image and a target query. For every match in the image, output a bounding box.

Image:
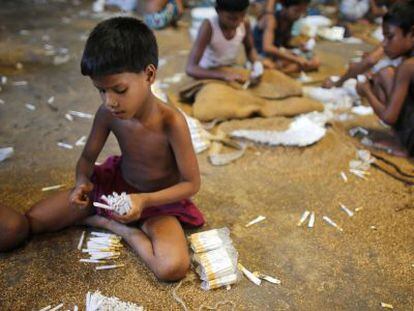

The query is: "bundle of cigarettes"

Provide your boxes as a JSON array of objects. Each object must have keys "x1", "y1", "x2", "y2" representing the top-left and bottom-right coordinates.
[
  {"x1": 86, "y1": 291, "x2": 143, "y2": 311},
  {"x1": 349, "y1": 149, "x2": 375, "y2": 180},
  {"x1": 93, "y1": 192, "x2": 132, "y2": 216},
  {"x1": 189, "y1": 228, "x2": 240, "y2": 290},
  {"x1": 78, "y1": 231, "x2": 124, "y2": 270}
]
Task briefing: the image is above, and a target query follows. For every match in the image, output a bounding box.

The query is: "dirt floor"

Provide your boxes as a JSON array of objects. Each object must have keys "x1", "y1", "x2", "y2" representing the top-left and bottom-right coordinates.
[{"x1": 0, "y1": 1, "x2": 413, "y2": 310}]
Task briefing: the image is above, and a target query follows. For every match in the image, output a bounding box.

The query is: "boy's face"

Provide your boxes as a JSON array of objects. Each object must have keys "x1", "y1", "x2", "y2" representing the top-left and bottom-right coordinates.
[
  {"x1": 217, "y1": 10, "x2": 247, "y2": 30},
  {"x1": 286, "y1": 4, "x2": 308, "y2": 22},
  {"x1": 382, "y1": 23, "x2": 414, "y2": 59},
  {"x1": 92, "y1": 71, "x2": 152, "y2": 120}
]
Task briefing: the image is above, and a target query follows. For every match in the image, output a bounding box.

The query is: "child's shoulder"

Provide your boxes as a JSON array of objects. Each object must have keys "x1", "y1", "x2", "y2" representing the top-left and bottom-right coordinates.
[
  {"x1": 157, "y1": 100, "x2": 187, "y2": 130},
  {"x1": 399, "y1": 57, "x2": 414, "y2": 75}
]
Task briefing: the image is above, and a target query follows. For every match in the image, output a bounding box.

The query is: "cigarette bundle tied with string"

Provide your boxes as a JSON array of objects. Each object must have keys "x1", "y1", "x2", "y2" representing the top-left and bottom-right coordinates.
[
  {"x1": 189, "y1": 228, "x2": 240, "y2": 290},
  {"x1": 93, "y1": 192, "x2": 132, "y2": 216}
]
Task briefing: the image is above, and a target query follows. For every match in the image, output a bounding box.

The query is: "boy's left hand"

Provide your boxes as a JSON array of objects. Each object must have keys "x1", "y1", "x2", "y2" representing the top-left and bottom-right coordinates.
[
  {"x1": 356, "y1": 79, "x2": 371, "y2": 97},
  {"x1": 112, "y1": 194, "x2": 146, "y2": 224}
]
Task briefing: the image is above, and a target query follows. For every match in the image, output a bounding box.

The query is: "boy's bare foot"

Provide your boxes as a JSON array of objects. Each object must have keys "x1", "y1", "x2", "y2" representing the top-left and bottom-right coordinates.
[{"x1": 81, "y1": 214, "x2": 111, "y2": 230}]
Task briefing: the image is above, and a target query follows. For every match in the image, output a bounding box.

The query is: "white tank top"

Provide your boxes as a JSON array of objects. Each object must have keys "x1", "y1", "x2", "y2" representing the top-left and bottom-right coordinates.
[{"x1": 199, "y1": 15, "x2": 246, "y2": 69}]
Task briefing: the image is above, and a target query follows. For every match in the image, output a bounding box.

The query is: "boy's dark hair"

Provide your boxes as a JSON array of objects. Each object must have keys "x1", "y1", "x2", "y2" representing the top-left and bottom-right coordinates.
[
  {"x1": 383, "y1": 1, "x2": 414, "y2": 35},
  {"x1": 216, "y1": 0, "x2": 249, "y2": 12},
  {"x1": 282, "y1": 0, "x2": 311, "y2": 7},
  {"x1": 81, "y1": 17, "x2": 158, "y2": 77}
]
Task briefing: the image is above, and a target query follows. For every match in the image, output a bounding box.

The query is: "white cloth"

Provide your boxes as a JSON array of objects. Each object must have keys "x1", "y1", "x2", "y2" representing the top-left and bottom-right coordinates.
[
  {"x1": 199, "y1": 16, "x2": 246, "y2": 69},
  {"x1": 340, "y1": 0, "x2": 370, "y2": 21}
]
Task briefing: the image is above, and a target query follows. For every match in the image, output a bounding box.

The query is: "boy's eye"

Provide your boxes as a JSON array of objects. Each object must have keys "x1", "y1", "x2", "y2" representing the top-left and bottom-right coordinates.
[{"x1": 114, "y1": 88, "x2": 127, "y2": 94}]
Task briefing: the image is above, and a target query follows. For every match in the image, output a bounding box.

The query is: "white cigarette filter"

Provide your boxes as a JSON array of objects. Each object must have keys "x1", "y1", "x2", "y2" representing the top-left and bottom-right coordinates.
[
  {"x1": 85, "y1": 291, "x2": 144, "y2": 311},
  {"x1": 297, "y1": 211, "x2": 310, "y2": 226},
  {"x1": 238, "y1": 263, "x2": 261, "y2": 286},
  {"x1": 189, "y1": 227, "x2": 231, "y2": 253},
  {"x1": 245, "y1": 215, "x2": 266, "y2": 227},
  {"x1": 323, "y1": 216, "x2": 343, "y2": 232}
]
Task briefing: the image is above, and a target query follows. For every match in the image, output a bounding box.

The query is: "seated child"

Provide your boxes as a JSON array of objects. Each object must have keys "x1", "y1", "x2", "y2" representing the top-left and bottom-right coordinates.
[
  {"x1": 322, "y1": 45, "x2": 403, "y2": 88},
  {"x1": 253, "y1": 0, "x2": 320, "y2": 74},
  {"x1": 0, "y1": 17, "x2": 204, "y2": 281},
  {"x1": 357, "y1": 1, "x2": 414, "y2": 157},
  {"x1": 143, "y1": 0, "x2": 183, "y2": 29},
  {"x1": 186, "y1": 0, "x2": 262, "y2": 83}
]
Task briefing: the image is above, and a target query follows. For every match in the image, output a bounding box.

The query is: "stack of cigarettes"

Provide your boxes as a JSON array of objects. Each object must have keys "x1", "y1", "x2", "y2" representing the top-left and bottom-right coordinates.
[
  {"x1": 86, "y1": 291, "x2": 143, "y2": 311},
  {"x1": 349, "y1": 149, "x2": 375, "y2": 180},
  {"x1": 78, "y1": 231, "x2": 124, "y2": 270},
  {"x1": 189, "y1": 228, "x2": 240, "y2": 290},
  {"x1": 93, "y1": 192, "x2": 132, "y2": 216}
]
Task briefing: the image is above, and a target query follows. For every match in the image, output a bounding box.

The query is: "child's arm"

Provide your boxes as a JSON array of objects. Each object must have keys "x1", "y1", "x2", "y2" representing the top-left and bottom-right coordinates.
[
  {"x1": 175, "y1": 0, "x2": 184, "y2": 15},
  {"x1": 243, "y1": 19, "x2": 260, "y2": 64},
  {"x1": 186, "y1": 20, "x2": 245, "y2": 83},
  {"x1": 114, "y1": 111, "x2": 200, "y2": 223},
  {"x1": 323, "y1": 46, "x2": 384, "y2": 88},
  {"x1": 358, "y1": 61, "x2": 414, "y2": 125},
  {"x1": 261, "y1": 15, "x2": 308, "y2": 68},
  {"x1": 71, "y1": 106, "x2": 111, "y2": 207}
]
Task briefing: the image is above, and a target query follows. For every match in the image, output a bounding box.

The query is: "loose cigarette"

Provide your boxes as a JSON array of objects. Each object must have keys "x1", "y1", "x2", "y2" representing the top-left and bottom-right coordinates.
[
  {"x1": 57, "y1": 142, "x2": 73, "y2": 150},
  {"x1": 79, "y1": 259, "x2": 107, "y2": 264},
  {"x1": 349, "y1": 169, "x2": 368, "y2": 180},
  {"x1": 25, "y1": 103, "x2": 36, "y2": 111},
  {"x1": 253, "y1": 272, "x2": 281, "y2": 284},
  {"x1": 340, "y1": 171, "x2": 348, "y2": 182},
  {"x1": 42, "y1": 184, "x2": 64, "y2": 192},
  {"x1": 39, "y1": 306, "x2": 52, "y2": 311},
  {"x1": 308, "y1": 212, "x2": 315, "y2": 228},
  {"x1": 12, "y1": 81, "x2": 28, "y2": 86},
  {"x1": 96, "y1": 264, "x2": 124, "y2": 270},
  {"x1": 47, "y1": 96, "x2": 55, "y2": 104},
  {"x1": 49, "y1": 303, "x2": 64, "y2": 311},
  {"x1": 68, "y1": 110, "x2": 93, "y2": 119},
  {"x1": 245, "y1": 215, "x2": 266, "y2": 227},
  {"x1": 323, "y1": 216, "x2": 343, "y2": 232},
  {"x1": 355, "y1": 207, "x2": 363, "y2": 212},
  {"x1": 0, "y1": 99, "x2": 4, "y2": 105},
  {"x1": 77, "y1": 231, "x2": 86, "y2": 250},
  {"x1": 93, "y1": 202, "x2": 112, "y2": 210},
  {"x1": 297, "y1": 211, "x2": 310, "y2": 226},
  {"x1": 339, "y1": 203, "x2": 354, "y2": 217},
  {"x1": 75, "y1": 136, "x2": 86, "y2": 146},
  {"x1": 380, "y1": 302, "x2": 394, "y2": 309},
  {"x1": 238, "y1": 263, "x2": 261, "y2": 286}
]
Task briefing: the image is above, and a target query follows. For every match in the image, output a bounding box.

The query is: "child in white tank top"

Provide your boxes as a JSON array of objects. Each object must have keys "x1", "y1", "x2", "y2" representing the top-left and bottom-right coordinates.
[{"x1": 186, "y1": 0, "x2": 262, "y2": 83}]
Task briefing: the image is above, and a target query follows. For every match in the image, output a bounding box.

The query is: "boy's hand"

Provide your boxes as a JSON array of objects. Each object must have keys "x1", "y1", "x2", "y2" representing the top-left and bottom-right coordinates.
[
  {"x1": 223, "y1": 72, "x2": 246, "y2": 84},
  {"x1": 112, "y1": 193, "x2": 146, "y2": 224},
  {"x1": 70, "y1": 182, "x2": 94, "y2": 208},
  {"x1": 322, "y1": 77, "x2": 336, "y2": 89},
  {"x1": 356, "y1": 80, "x2": 371, "y2": 97}
]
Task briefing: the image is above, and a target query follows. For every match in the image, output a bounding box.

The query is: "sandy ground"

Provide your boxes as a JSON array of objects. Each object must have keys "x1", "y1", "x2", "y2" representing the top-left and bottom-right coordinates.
[{"x1": 0, "y1": 1, "x2": 413, "y2": 310}]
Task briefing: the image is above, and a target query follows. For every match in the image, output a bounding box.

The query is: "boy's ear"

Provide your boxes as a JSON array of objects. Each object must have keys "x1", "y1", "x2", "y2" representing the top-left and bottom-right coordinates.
[{"x1": 145, "y1": 64, "x2": 157, "y2": 83}]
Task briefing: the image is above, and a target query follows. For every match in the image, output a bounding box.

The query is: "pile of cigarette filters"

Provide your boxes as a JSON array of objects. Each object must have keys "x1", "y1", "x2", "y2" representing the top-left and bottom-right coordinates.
[{"x1": 189, "y1": 227, "x2": 240, "y2": 290}]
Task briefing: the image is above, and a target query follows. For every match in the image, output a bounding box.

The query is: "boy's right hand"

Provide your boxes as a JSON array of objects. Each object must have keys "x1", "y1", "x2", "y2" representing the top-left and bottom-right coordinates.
[
  {"x1": 223, "y1": 72, "x2": 246, "y2": 84},
  {"x1": 70, "y1": 182, "x2": 94, "y2": 208}
]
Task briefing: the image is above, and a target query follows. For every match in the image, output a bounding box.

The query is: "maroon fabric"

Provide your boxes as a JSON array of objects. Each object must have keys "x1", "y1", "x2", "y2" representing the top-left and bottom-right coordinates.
[{"x1": 90, "y1": 156, "x2": 205, "y2": 228}]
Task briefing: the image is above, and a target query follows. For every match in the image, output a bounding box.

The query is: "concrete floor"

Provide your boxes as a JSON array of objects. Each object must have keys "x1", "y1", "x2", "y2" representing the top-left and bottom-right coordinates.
[{"x1": 0, "y1": 1, "x2": 413, "y2": 310}]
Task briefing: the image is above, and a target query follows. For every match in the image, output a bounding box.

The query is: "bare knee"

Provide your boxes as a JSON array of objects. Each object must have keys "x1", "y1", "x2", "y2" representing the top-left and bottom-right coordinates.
[
  {"x1": 0, "y1": 210, "x2": 29, "y2": 252},
  {"x1": 154, "y1": 256, "x2": 190, "y2": 282}
]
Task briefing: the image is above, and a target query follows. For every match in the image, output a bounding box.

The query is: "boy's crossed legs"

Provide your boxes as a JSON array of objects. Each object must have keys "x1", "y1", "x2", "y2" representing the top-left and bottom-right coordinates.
[{"x1": 0, "y1": 190, "x2": 190, "y2": 281}]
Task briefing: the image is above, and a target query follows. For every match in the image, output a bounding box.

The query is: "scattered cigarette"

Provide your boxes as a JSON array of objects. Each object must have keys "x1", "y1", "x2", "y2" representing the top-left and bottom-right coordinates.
[
  {"x1": 339, "y1": 203, "x2": 354, "y2": 217},
  {"x1": 75, "y1": 136, "x2": 87, "y2": 146},
  {"x1": 0, "y1": 99, "x2": 5, "y2": 105},
  {"x1": 1, "y1": 76, "x2": 7, "y2": 85},
  {"x1": 65, "y1": 113, "x2": 74, "y2": 121},
  {"x1": 79, "y1": 259, "x2": 108, "y2": 264},
  {"x1": 370, "y1": 225, "x2": 377, "y2": 230},
  {"x1": 57, "y1": 142, "x2": 73, "y2": 150},
  {"x1": 49, "y1": 303, "x2": 64, "y2": 311},
  {"x1": 308, "y1": 212, "x2": 315, "y2": 228},
  {"x1": 68, "y1": 110, "x2": 93, "y2": 119},
  {"x1": 96, "y1": 264, "x2": 124, "y2": 270},
  {"x1": 238, "y1": 263, "x2": 261, "y2": 286},
  {"x1": 297, "y1": 211, "x2": 310, "y2": 226},
  {"x1": 323, "y1": 216, "x2": 343, "y2": 232},
  {"x1": 78, "y1": 231, "x2": 86, "y2": 250},
  {"x1": 340, "y1": 171, "x2": 348, "y2": 182},
  {"x1": 39, "y1": 306, "x2": 52, "y2": 311},
  {"x1": 42, "y1": 184, "x2": 64, "y2": 192},
  {"x1": 245, "y1": 215, "x2": 266, "y2": 227},
  {"x1": 349, "y1": 169, "x2": 368, "y2": 180},
  {"x1": 25, "y1": 103, "x2": 36, "y2": 111},
  {"x1": 380, "y1": 302, "x2": 394, "y2": 309},
  {"x1": 47, "y1": 96, "x2": 55, "y2": 104},
  {"x1": 253, "y1": 272, "x2": 281, "y2": 284},
  {"x1": 355, "y1": 207, "x2": 363, "y2": 212},
  {"x1": 12, "y1": 81, "x2": 28, "y2": 86}
]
